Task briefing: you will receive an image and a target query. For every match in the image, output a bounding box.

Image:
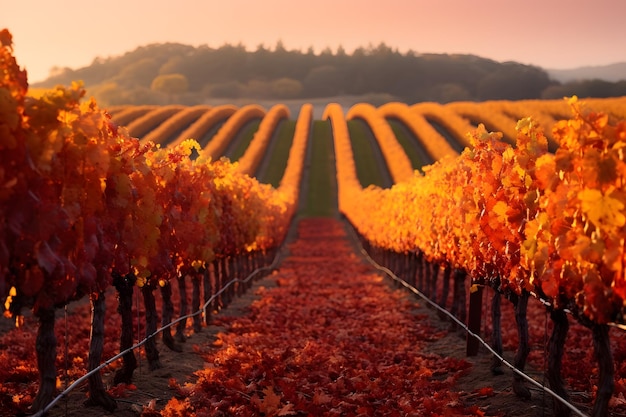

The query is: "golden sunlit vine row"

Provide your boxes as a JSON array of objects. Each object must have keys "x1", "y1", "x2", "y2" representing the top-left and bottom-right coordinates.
[
  {"x1": 0, "y1": 30, "x2": 295, "y2": 413},
  {"x1": 126, "y1": 104, "x2": 185, "y2": 139},
  {"x1": 169, "y1": 103, "x2": 237, "y2": 147},
  {"x1": 323, "y1": 103, "x2": 361, "y2": 214},
  {"x1": 340, "y1": 98, "x2": 626, "y2": 416},
  {"x1": 99, "y1": 104, "x2": 128, "y2": 117},
  {"x1": 410, "y1": 101, "x2": 474, "y2": 148},
  {"x1": 346, "y1": 102, "x2": 414, "y2": 183},
  {"x1": 236, "y1": 103, "x2": 290, "y2": 176},
  {"x1": 108, "y1": 104, "x2": 158, "y2": 126},
  {"x1": 278, "y1": 103, "x2": 313, "y2": 221},
  {"x1": 204, "y1": 103, "x2": 266, "y2": 159},
  {"x1": 446, "y1": 100, "x2": 519, "y2": 144},
  {"x1": 378, "y1": 101, "x2": 459, "y2": 160},
  {"x1": 141, "y1": 104, "x2": 211, "y2": 146}
]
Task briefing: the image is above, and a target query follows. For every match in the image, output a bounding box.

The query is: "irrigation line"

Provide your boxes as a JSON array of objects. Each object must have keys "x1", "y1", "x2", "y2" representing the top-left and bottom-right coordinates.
[
  {"x1": 345, "y1": 226, "x2": 588, "y2": 417},
  {"x1": 35, "y1": 250, "x2": 284, "y2": 417}
]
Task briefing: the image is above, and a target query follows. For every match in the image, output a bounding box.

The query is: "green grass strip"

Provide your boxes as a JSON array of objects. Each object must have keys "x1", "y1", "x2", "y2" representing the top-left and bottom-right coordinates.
[
  {"x1": 347, "y1": 120, "x2": 386, "y2": 188},
  {"x1": 257, "y1": 120, "x2": 296, "y2": 187},
  {"x1": 301, "y1": 120, "x2": 337, "y2": 218},
  {"x1": 226, "y1": 119, "x2": 261, "y2": 162},
  {"x1": 387, "y1": 119, "x2": 427, "y2": 171}
]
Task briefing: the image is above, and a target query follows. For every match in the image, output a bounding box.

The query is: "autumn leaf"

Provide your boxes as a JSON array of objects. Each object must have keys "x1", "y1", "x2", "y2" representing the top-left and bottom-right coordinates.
[
  {"x1": 313, "y1": 390, "x2": 333, "y2": 405},
  {"x1": 476, "y1": 386, "x2": 495, "y2": 397},
  {"x1": 254, "y1": 386, "x2": 282, "y2": 415},
  {"x1": 578, "y1": 188, "x2": 626, "y2": 232},
  {"x1": 277, "y1": 403, "x2": 297, "y2": 416}
]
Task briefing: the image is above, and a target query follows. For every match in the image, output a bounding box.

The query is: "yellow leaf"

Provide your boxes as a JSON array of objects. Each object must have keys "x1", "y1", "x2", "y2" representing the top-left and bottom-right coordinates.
[
  {"x1": 578, "y1": 188, "x2": 626, "y2": 231},
  {"x1": 492, "y1": 201, "x2": 508, "y2": 220}
]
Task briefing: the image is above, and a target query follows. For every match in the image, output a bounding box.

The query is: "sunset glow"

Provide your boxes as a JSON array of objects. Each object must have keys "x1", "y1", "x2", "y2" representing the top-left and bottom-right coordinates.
[{"x1": 3, "y1": 0, "x2": 626, "y2": 83}]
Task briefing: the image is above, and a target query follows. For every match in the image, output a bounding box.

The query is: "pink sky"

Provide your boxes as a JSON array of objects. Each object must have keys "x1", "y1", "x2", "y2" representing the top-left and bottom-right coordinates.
[{"x1": 3, "y1": 0, "x2": 626, "y2": 83}]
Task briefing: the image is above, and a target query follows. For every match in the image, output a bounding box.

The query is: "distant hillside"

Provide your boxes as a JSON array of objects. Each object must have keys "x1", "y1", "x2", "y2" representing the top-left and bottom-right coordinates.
[
  {"x1": 31, "y1": 42, "x2": 626, "y2": 106},
  {"x1": 547, "y1": 62, "x2": 626, "y2": 83}
]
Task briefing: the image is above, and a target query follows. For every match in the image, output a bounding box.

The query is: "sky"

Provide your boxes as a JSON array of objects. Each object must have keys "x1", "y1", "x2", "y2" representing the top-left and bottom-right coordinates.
[{"x1": 3, "y1": 0, "x2": 626, "y2": 83}]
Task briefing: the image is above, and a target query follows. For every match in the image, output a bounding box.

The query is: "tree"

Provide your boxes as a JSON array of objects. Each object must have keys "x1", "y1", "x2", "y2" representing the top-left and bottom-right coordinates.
[
  {"x1": 205, "y1": 81, "x2": 244, "y2": 98},
  {"x1": 117, "y1": 58, "x2": 160, "y2": 88},
  {"x1": 303, "y1": 65, "x2": 342, "y2": 97},
  {"x1": 91, "y1": 82, "x2": 126, "y2": 106},
  {"x1": 477, "y1": 63, "x2": 551, "y2": 100},
  {"x1": 150, "y1": 73, "x2": 189, "y2": 103},
  {"x1": 271, "y1": 78, "x2": 303, "y2": 99}
]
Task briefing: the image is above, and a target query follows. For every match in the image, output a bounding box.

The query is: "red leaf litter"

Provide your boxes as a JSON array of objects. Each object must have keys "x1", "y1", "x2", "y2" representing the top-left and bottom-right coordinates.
[{"x1": 159, "y1": 218, "x2": 480, "y2": 416}]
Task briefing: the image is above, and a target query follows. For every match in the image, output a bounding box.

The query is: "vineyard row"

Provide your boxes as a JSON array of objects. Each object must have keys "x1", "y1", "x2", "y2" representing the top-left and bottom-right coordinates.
[{"x1": 4, "y1": 26, "x2": 626, "y2": 416}]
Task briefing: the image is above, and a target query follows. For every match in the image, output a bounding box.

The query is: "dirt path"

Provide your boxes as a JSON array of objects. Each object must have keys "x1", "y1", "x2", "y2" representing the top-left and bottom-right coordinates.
[
  {"x1": 4, "y1": 217, "x2": 567, "y2": 417},
  {"x1": 150, "y1": 218, "x2": 561, "y2": 416}
]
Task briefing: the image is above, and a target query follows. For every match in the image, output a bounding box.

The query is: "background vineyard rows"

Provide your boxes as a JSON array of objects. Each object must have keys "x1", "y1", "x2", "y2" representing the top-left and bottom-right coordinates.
[
  {"x1": 106, "y1": 96, "x2": 626, "y2": 415},
  {"x1": 106, "y1": 96, "x2": 626, "y2": 217}
]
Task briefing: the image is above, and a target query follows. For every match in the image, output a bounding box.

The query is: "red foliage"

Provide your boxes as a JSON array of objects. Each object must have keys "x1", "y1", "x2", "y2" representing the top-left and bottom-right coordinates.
[{"x1": 159, "y1": 218, "x2": 478, "y2": 416}]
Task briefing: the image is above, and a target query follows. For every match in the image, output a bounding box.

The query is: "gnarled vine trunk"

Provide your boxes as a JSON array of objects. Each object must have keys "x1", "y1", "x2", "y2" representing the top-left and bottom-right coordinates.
[
  {"x1": 511, "y1": 292, "x2": 531, "y2": 400},
  {"x1": 202, "y1": 264, "x2": 213, "y2": 326},
  {"x1": 175, "y1": 273, "x2": 188, "y2": 343},
  {"x1": 547, "y1": 309, "x2": 570, "y2": 417},
  {"x1": 85, "y1": 291, "x2": 117, "y2": 411},
  {"x1": 113, "y1": 272, "x2": 137, "y2": 385},
  {"x1": 591, "y1": 323, "x2": 613, "y2": 417},
  {"x1": 30, "y1": 306, "x2": 56, "y2": 412},
  {"x1": 438, "y1": 263, "x2": 451, "y2": 311},
  {"x1": 161, "y1": 281, "x2": 182, "y2": 352},
  {"x1": 490, "y1": 289, "x2": 503, "y2": 375},
  {"x1": 142, "y1": 283, "x2": 162, "y2": 370},
  {"x1": 193, "y1": 268, "x2": 204, "y2": 331}
]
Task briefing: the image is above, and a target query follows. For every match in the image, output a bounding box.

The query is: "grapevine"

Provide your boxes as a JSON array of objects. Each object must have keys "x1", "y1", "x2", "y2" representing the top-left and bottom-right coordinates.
[
  {"x1": 379, "y1": 101, "x2": 459, "y2": 161},
  {"x1": 346, "y1": 102, "x2": 414, "y2": 183},
  {"x1": 0, "y1": 30, "x2": 295, "y2": 413},
  {"x1": 343, "y1": 98, "x2": 626, "y2": 416}
]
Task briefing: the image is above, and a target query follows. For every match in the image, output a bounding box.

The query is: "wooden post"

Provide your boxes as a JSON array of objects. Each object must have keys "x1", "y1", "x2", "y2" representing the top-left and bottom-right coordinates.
[{"x1": 466, "y1": 284, "x2": 483, "y2": 356}]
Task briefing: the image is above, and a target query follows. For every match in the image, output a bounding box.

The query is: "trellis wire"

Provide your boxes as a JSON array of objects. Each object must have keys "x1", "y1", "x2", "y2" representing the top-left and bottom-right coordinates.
[
  {"x1": 34, "y1": 249, "x2": 283, "y2": 417},
  {"x1": 345, "y1": 223, "x2": 588, "y2": 417},
  {"x1": 33, "y1": 219, "x2": 598, "y2": 417}
]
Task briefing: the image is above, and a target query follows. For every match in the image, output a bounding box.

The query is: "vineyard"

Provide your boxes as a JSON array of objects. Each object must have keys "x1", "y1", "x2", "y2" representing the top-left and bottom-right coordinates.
[{"x1": 3, "y1": 28, "x2": 626, "y2": 416}]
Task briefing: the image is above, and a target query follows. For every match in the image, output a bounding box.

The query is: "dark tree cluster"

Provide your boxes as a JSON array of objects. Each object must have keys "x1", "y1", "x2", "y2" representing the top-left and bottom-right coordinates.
[{"x1": 34, "y1": 41, "x2": 623, "y2": 106}]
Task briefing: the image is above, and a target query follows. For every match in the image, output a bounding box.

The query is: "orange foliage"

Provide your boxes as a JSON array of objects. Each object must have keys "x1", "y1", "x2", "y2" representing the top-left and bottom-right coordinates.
[
  {"x1": 236, "y1": 104, "x2": 290, "y2": 176},
  {"x1": 346, "y1": 102, "x2": 414, "y2": 183},
  {"x1": 170, "y1": 104, "x2": 237, "y2": 147},
  {"x1": 142, "y1": 104, "x2": 211, "y2": 146},
  {"x1": 204, "y1": 104, "x2": 266, "y2": 160},
  {"x1": 278, "y1": 103, "x2": 313, "y2": 222},
  {"x1": 379, "y1": 102, "x2": 459, "y2": 161},
  {"x1": 346, "y1": 97, "x2": 626, "y2": 324},
  {"x1": 126, "y1": 105, "x2": 185, "y2": 139}
]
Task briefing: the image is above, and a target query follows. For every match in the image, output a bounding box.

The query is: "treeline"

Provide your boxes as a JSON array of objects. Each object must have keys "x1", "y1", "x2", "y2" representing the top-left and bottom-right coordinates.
[{"x1": 34, "y1": 41, "x2": 626, "y2": 106}]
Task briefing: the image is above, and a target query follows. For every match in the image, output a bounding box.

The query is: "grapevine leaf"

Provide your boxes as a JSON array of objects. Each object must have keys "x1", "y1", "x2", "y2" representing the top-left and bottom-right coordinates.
[{"x1": 578, "y1": 188, "x2": 626, "y2": 231}]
